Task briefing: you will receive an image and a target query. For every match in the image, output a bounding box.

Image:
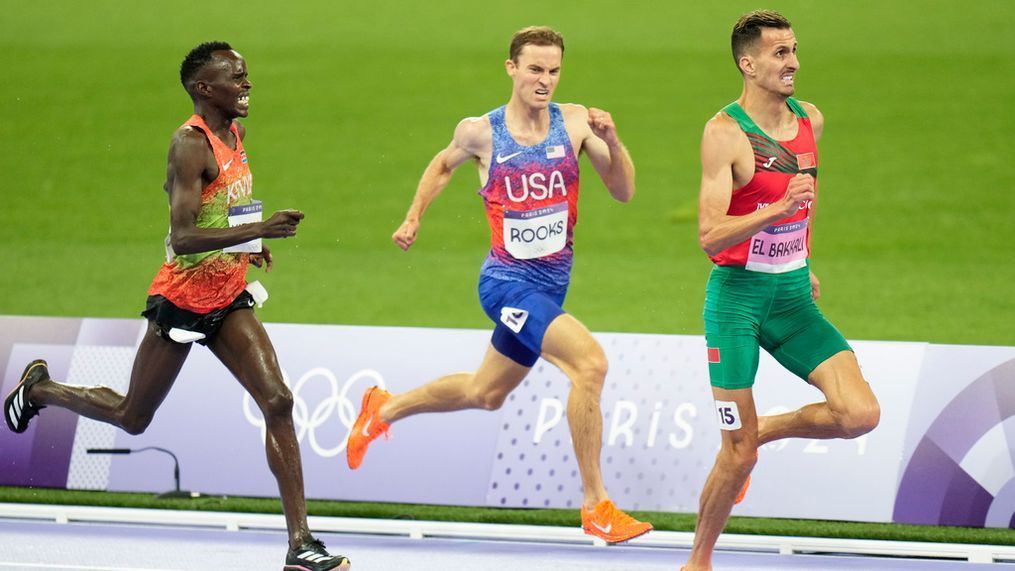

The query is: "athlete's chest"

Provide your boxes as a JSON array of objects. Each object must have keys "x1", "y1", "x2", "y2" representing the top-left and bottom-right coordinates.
[
  {"x1": 200, "y1": 148, "x2": 252, "y2": 207},
  {"x1": 483, "y1": 146, "x2": 578, "y2": 207},
  {"x1": 477, "y1": 109, "x2": 582, "y2": 188},
  {"x1": 731, "y1": 119, "x2": 817, "y2": 192}
]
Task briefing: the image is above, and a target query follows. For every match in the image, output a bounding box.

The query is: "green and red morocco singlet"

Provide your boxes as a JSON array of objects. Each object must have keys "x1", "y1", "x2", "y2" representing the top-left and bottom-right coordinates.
[{"x1": 711, "y1": 97, "x2": 817, "y2": 273}]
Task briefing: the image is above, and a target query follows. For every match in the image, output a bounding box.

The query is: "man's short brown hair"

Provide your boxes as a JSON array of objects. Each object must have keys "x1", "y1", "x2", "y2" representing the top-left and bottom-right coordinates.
[
  {"x1": 731, "y1": 10, "x2": 791, "y2": 69},
  {"x1": 509, "y1": 26, "x2": 565, "y2": 62}
]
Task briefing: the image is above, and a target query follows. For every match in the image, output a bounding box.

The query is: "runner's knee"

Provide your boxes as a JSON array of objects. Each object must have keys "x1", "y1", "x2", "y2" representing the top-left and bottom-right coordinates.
[
  {"x1": 572, "y1": 347, "x2": 608, "y2": 391},
  {"x1": 719, "y1": 437, "x2": 758, "y2": 472},
  {"x1": 474, "y1": 387, "x2": 510, "y2": 411},
  {"x1": 259, "y1": 385, "x2": 294, "y2": 420},
  {"x1": 838, "y1": 399, "x2": 880, "y2": 439},
  {"x1": 120, "y1": 412, "x2": 155, "y2": 435},
  {"x1": 469, "y1": 371, "x2": 513, "y2": 411}
]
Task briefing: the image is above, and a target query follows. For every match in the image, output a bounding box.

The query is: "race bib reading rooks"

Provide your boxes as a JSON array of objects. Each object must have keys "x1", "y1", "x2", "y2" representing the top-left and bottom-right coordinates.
[{"x1": 503, "y1": 202, "x2": 567, "y2": 260}]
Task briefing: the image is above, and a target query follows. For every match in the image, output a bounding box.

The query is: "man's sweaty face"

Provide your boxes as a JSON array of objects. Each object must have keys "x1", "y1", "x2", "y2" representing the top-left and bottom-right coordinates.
[
  {"x1": 754, "y1": 28, "x2": 799, "y2": 96},
  {"x1": 510, "y1": 44, "x2": 562, "y2": 108},
  {"x1": 202, "y1": 50, "x2": 252, "y2": 117}
]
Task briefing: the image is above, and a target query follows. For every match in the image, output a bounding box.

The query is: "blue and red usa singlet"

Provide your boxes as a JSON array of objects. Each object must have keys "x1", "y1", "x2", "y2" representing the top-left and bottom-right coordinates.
[
  {"x1": 710, "y1": 97, "x2": 818, "y2": 273},
  {"x1": 478, "y1": 103, "x2": 580, "y2": 288}
]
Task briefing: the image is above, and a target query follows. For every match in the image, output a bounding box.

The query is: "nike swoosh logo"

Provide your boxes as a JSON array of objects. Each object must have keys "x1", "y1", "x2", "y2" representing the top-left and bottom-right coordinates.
[
  {"x1": 361, "y1": 417, "x2": 373, "y2": 437},
  {"x1": 762, "y1": 156, "x2": 777, "y2": 168},
  {"x1": 223, "y1": 159, "x2": 234, "y2": 171},
  {"x1": 591, "y1": 521, "x2": 612, "y2": 534},
  {"x1": 496, "y1": 151, "x2": 523, "y2": 164}
]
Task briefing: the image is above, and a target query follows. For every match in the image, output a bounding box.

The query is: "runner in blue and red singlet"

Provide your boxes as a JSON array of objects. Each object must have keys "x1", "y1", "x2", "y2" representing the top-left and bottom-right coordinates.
[{"x1": 346, "y1": 26, "x2": 653, "y2": 544}]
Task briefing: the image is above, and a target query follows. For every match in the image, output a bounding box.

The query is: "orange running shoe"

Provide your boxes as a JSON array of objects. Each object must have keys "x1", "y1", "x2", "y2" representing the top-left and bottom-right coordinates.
[
  {"x1": 580, "y1": 499, "x2": 653, "y2": 543},
  {"x1": 734, "y1": 475, "x2": 751, "y2": 505},
  {"x1": 346, "y1": 386, "x2": 391, "y2": 470}
]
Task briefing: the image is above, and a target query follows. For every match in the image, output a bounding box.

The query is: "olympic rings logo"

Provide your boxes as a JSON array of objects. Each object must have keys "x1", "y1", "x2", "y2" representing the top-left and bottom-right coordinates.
[{"x1": 242, "y1": 367, "x2": 386, "y2": 458}]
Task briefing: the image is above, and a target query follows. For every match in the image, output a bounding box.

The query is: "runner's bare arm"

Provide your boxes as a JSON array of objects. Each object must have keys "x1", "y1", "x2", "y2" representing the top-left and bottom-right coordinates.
[
  {"x1": 798, "y1": 100, "x2": 823, "y2": 232},
  {"x1": 800, "y1": 101, "x2": 823, "y2": 142},
  {"x1": 799, "y1": 101, "x2": 823, "y2": 298},
  {"x1": 167, "y1": 128, "x2": 303, "y2": 255},
  {"x1": 574, "y1": 105, "x2": 635, "y2": 202},
  {"x1": 392, "y1": 118, "x2": 487, "y2": 251},
  {"x1": 698, "y1": 115, "x2": 814, "y2": 256}
]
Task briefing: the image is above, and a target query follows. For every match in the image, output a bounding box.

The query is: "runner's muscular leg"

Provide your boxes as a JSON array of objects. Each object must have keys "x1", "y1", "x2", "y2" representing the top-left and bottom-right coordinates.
[
  {"x1": 757, "y1": 351, "x2": 880, "y2": 445},
  {"x1": 380, "y1": 342, "x2": 531, "y2": 423},
  {"x1": 207, "y1": 309, "x2": 310, "y2": 549},
  {"x1": 539, "y1": 314, "x2": 610, "y2": 509},
  {"x1": 683, "y1": 387, "x2": 759, "y2": 571},
  {"x1": 29, "y1": 323, "x2": 190, "y2": 435}
]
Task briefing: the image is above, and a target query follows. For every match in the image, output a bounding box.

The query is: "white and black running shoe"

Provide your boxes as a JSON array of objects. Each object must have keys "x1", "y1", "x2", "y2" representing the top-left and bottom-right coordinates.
[
  {"x1": 4, "y1": 359, "x2": 49, "y2": 433},
  {"x1": 284, "y1": 538, "x2": 350, "y2": 571}
]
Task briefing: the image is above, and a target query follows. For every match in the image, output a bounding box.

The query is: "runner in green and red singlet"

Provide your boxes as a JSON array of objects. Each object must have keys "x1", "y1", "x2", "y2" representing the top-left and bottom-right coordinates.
[{"x1": 681, "y1": 11, "x2": 881, "y2": 571}]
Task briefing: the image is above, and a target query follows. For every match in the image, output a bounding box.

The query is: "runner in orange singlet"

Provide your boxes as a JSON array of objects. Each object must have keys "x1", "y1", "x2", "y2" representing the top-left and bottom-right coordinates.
[{"x1": 3, "y1": 42, "x2": 349, "y2": 571}]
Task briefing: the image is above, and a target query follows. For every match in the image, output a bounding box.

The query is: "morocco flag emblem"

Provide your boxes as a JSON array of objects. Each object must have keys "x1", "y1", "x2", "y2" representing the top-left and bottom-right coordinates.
[{"x1": 707, "y1": 347, "x2": 721, "y2": 363}]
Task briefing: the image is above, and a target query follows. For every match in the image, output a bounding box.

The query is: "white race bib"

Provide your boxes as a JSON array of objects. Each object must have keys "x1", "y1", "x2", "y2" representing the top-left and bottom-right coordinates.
[
  {"x1": 224, "y1": 200, "x2": 262, "y2": 254},
  {"x1": 745, "y1": 218, "x2": 808, "y2": 273},
  {"x1": 715, "y1": 400, "x2": 743, "y2": 431},
  {"x1": 503, "y1": 202, "x2": 567, "y2": 260}
]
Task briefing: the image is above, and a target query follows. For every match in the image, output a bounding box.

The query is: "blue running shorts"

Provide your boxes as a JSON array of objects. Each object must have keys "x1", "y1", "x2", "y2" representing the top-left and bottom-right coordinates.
[{"x1": 478, "y1": 275, "x2": 567, "y2": 367}]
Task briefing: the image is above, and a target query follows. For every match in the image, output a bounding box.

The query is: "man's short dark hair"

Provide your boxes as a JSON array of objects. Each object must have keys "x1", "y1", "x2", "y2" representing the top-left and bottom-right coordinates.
[
  {"x1": 731, "y1": 11, "x2": 791, "y2": 70},
  {"x1": 180, "y1": 41, "x2": 233, "y2": 87}
]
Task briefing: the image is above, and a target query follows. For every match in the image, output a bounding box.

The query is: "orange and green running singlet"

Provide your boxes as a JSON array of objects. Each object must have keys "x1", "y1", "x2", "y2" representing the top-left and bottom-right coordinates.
[{"x1": 147, "y1": 115, "x2": 254, "y2": 314}]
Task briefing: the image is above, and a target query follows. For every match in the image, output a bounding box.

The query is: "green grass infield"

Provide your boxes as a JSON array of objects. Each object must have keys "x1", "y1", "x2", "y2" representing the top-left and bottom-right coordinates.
[{"x1": 2, "y1": 486, "x2": 1012, "y2": 547}]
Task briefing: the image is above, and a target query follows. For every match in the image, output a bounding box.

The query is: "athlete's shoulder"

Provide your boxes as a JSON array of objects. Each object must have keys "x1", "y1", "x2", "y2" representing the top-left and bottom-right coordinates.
[
  {"x1": 557, "y1": 102, "x2": 588, "y2": 117},
  {"x1": 168, "y1": 125, "x2": 213, "y2": 171},
  {"x1": 702, "y1": 111, "x2": 743, "y2": 142},
  {"x1": 795, "y1": 100, "x2": 822, "y2": 119},
  {"x1": 558, "y1": 102, "x2": 592, "y2": 126},
  {"x1": 171, "y1": 125, "x2": 211, "y2": 152},
  {"x1": 452, "y1": 115, "x2": 491, "y2": 150},
  {"x1": 794, "y1": 100, "x2": 824, "y2": 139},
  {"x1": 701, "y1": 112, "x2": 746, "y2": 166},
  {"x1": 556, "y1": 103, "x2": 594, "y2": 137}
]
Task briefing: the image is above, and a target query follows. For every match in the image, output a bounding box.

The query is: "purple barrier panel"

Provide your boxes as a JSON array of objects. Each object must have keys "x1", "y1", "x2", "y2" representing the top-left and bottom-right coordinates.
[
  {"x1": 5, "y1": 314, "x2": 1013, "y2": 527},
  {"x1": 0, "y1": 317, "x2": 82, "y2": 370},
  {"x1": 737, "y1": 340, "x2": 927, "y2": 523},
  {"x1": 0, "y1": 343, "x2": 78, "y2": 488},
  {"x1": 894, "y1": 348, "x2": 1015, "y2": 528},
  {"x1": 485, "y1": 334, "x2": 716, "y2": 512},
  {"x1": 105, "y1": 324, "x2": 504, "y2": 506}
]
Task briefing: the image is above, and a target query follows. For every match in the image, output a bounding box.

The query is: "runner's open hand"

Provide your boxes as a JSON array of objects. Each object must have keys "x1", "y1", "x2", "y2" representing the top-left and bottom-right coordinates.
[
  {"x1": 588, "y1": 108, "x2": 620, "y2": 147},
  {"x1": 261, "y1": 209, "x2": 304, "y2": 239}
]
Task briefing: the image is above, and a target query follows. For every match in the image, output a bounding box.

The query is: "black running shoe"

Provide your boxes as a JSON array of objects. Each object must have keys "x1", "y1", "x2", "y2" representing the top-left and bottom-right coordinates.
[
  {"x1": 4, "y1": 360, "x2": 49, "y2": 433},
  {"x1": 284, "y1": 538, "x2": 350, "y2": 571}
]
